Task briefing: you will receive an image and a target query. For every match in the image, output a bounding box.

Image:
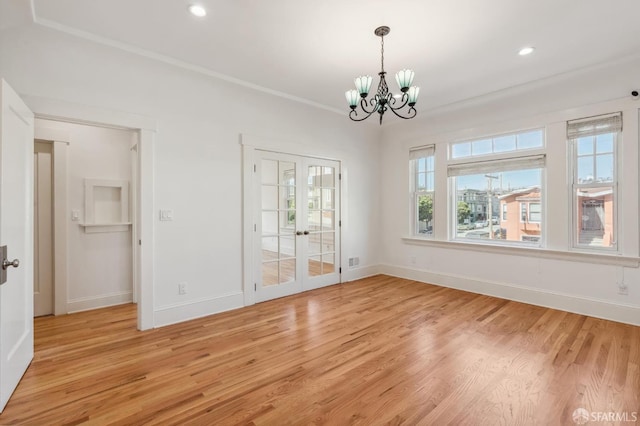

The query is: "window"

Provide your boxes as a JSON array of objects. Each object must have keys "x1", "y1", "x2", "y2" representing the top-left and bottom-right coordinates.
[
  {"x1": 450, "y1": 129, "x2": 543, "y2": 159},
  {"x1": 568, "y1": 112, "x2": 621, "y2": 250},
  {"x1": 410, "y1": 146, "x2": 435, "y2": 236},
  {"x1": 528, "y1": 203, "x2": 541, "y2": 223},
  {"x1": 448, "y1": 129, "x2": 545, "y2": 245}
]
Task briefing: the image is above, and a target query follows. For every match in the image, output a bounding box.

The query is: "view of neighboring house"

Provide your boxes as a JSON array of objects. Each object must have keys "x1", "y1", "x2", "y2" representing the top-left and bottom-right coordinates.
[
  {"x1": 499, "y1": 187, "x2": 541, "y2": 242},
  {"x1": 576, "y1": 187, "x2": 614, "y2": 246},
  {"x1": 457, "y1": 188, "x2": 500, "y2": 223}
]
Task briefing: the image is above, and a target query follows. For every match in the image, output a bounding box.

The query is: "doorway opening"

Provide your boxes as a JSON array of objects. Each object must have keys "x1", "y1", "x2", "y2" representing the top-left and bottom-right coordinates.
[{"x1": 33, "y1": 118, "x2": 143, "y2": 324}]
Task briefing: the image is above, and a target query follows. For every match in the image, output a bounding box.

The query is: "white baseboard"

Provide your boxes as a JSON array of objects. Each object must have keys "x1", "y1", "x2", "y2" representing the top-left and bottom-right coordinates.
[
  {"x1": 380, "y1": 264, "x2": 640, "y2": 326},
  {"x1": 67, "y1": 291, "x2": 133, "y2": 313},
  {"x1": 154, "y1": 292, "x2": 244, "y2": 328},
  {"x1": 343, "y1": 264, "x2": 382, "y2": 282}
]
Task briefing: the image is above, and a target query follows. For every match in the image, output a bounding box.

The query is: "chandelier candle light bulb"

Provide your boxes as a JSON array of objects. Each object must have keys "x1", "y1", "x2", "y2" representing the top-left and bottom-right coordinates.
[{"x1": 346, "y1": 26, "x2": 419, "y2": 124}]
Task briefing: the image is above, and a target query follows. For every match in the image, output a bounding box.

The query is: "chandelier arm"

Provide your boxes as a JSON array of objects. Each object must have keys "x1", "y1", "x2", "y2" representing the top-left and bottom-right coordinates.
[
  {"x1": 349, "y1": 108, "x2": 378, "y2": 122},
  {"x1": 388, "y1": 105, "x2": 417, "y2": 120},
  {"x1": 358, "y1": 97, "x2": 378, "y2": 114},
  {"x1": 388, "y1": 94, "x2": 409, "y2": 110}
]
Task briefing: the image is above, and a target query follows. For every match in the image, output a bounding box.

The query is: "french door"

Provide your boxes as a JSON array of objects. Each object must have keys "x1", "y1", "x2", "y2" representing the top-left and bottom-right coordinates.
[{"x1": 254, "y1": 150, "x2": 340, "y2": 302}]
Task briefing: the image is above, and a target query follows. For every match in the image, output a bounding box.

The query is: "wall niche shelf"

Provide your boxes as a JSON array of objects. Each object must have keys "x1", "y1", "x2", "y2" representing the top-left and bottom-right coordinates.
[{"x1": 81, "y1": 178, "x2": 130, "y2": 233}]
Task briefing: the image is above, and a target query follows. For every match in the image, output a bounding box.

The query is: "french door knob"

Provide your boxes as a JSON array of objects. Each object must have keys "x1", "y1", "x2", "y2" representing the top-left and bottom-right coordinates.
[
  {"x1": 303, "y1": 231, "x2": 309, "y2": 235},
  {"x1": 2, "y1": 258, "x2": 19, "y2": 270},
  {"x1": 296, "y1": 231, "x2": 303, "y2": 236}
]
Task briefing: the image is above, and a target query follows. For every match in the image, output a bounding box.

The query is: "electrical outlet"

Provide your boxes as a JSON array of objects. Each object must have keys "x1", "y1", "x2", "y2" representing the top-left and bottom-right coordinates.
[
  {"x1": 618, "y1": 283, "x2": 628, "y2": 296},
  {"x1": 178, "y1": 282, "x2": 187, "y2": 295},
  {"x1": 409, "y1": 255, "x2": 417, "y2": 265}
]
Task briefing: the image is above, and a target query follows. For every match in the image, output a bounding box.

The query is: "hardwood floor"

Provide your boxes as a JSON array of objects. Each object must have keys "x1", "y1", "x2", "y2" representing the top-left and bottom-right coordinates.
[{"x1": 1, "y1": 275, "x2": 638, "y2": 425}]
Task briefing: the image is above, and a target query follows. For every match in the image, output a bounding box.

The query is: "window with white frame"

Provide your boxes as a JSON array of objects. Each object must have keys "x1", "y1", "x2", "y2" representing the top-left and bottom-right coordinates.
[
  {"x1": 450, "y1": 129, "x2": 543, "y2": 159},
  {"x1": 410, "y1": 145, "x2": 435, "y2": 236},
  {"x1": 568, "y1": 112, "x2": 621, "y2": 250},
  {"x1": 448, "y1": 129, "x2": 545, "y2": 244},
  {"x1": 528, "y1": 202, "x2": 541, "y2": 223}
]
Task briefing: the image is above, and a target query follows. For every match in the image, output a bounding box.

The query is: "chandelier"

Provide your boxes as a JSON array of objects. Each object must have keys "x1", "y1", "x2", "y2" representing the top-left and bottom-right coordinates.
[{"x1": 345, "y1": 26, "x2": 419, "y2": 125}]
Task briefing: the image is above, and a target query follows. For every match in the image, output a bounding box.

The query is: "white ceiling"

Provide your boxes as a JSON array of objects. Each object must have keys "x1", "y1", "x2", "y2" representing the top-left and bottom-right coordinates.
[{"x1": 7, "y1": 1, "x2": 640, "y2": 114}]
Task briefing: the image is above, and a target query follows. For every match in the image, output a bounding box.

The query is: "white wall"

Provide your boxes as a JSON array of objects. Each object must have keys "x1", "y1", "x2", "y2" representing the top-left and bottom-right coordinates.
[
  {"x1": 378, "y1": 61, "x2": 640, "y2": 325},
  {"x1": 0, "y1": 23, "x2": 381, "y2": 326},
  {"x1": 35, "y1": 119, "x2": 135, "y2": 312}
]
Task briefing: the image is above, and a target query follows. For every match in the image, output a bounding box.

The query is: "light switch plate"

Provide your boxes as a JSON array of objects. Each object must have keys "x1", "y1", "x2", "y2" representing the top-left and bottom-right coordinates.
[
  {"x1": 159, "y1": 209, "x2": 173, "y2": 221},
  {"x1": 71, "y1": 210, "x2": 79, "y2": 221}
]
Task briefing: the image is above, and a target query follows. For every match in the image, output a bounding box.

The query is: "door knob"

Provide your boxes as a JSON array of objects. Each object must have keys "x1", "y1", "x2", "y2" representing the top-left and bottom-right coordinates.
[
  {"x1": 2, "y1": 258, "x2": 19, "y2": 270},
  {"x1": 296, "y1": 231, "x2": 303, "y2": 236},
  {"x1": 303, "y1": 230, "x2": 309, "y2": 235}
]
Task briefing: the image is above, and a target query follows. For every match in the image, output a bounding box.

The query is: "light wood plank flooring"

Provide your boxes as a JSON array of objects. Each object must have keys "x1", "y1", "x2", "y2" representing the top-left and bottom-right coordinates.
[{"x1": 1, "y1": 275, "x2": 638, "y2": 425}]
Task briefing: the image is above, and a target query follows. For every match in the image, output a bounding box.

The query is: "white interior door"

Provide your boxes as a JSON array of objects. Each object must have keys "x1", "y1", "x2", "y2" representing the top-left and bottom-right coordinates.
[
  {"x1": 0, "y1": 79, "x2": 34, "y2": 412},
  {"x1": 301, "y1": 157, "x2": 341, "y2": 291},
  {"x1": 254, "y1": 150, "x2": 340, "y2": 303},
  {"x1": 255, "y1": 151, "x2": 302, "y2": 302}
]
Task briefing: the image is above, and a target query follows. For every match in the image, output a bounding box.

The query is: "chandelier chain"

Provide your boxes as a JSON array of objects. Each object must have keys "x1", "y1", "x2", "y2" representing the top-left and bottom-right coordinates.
[{"x1": 380, "y1": 35, "x2": 385, "y2": 73}]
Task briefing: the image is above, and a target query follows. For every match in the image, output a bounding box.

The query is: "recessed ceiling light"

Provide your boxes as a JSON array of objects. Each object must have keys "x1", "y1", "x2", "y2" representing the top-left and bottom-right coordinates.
[
  {"x1": 518, "y1": 46, "x2": 535, "y2": 56},
  {"x1": 188, "y1": 4, "x2": 207, "y2": 17}
]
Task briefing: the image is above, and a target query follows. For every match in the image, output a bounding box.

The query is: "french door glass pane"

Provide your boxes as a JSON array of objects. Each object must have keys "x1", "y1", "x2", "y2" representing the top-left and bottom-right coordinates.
[
  {"x1": 308, "y1": 209, "x2": 321, "y2": 232},
  {"x1": 322, "y1": 254, "x2": 335, "y2": 274},
  {"x1": 307, "y1": 232, "x2": 321, "y2": 255},
  {"x1": 261, "y1": 236, "x2": 278, "y2": 260},
  {"x1": 306, "y1": 164, "x2": 336, "y2": 277},
  {"x1": 280, "y1": 235, "x2": 296, "y2": 259},
  {"x1": 262, "y1": 185, "x2": 277, "y2": 210},
  {"x1": 262, "y1": 262, "x2": 278, "y2": 286},
  {"x1": 322, "y1": 189, "x2": 334, "y2": 209},
  {"x1": 322, "y1": 211, "x2": 334, "y2": 230},
  {"x1": 280, "y1": 259, "x2": 296, "y2": 283},
  {"x1": 261, "y1": 158, "x2": 297, "y2": 286},
  {"x1": 261, "y1": 211, "x2": 278, "y2": 235},
  {"x1": 322, "y1": 232, "x2": 335, "y2": 252},
  {"x1": 262, "y1": 160, "x2": 278, "y2": 185},
  {"x1": 308, "y1": 256, "x2": 322, "y2": 277},
  {"x1": 322, "y1": 167, "x2": 334, "y2": 187}
]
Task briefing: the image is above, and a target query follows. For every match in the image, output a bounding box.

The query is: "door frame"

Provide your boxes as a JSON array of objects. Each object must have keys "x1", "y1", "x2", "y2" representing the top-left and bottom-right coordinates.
[
  {"x1": 26, "y1": 96, "x2": 156, "y2": 330},
  {"x1": 241, "y1": 133, "x2": 344, "y2": 306},
  {"x1": 33, "y1": 140, "x2": 54, "y2": 317}
]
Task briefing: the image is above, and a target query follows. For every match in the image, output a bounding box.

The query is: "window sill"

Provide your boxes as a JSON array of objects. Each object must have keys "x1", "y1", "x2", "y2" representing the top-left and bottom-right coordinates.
[{"x1": 401, "y1": 237, "x2": 640, "y2": 268}]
